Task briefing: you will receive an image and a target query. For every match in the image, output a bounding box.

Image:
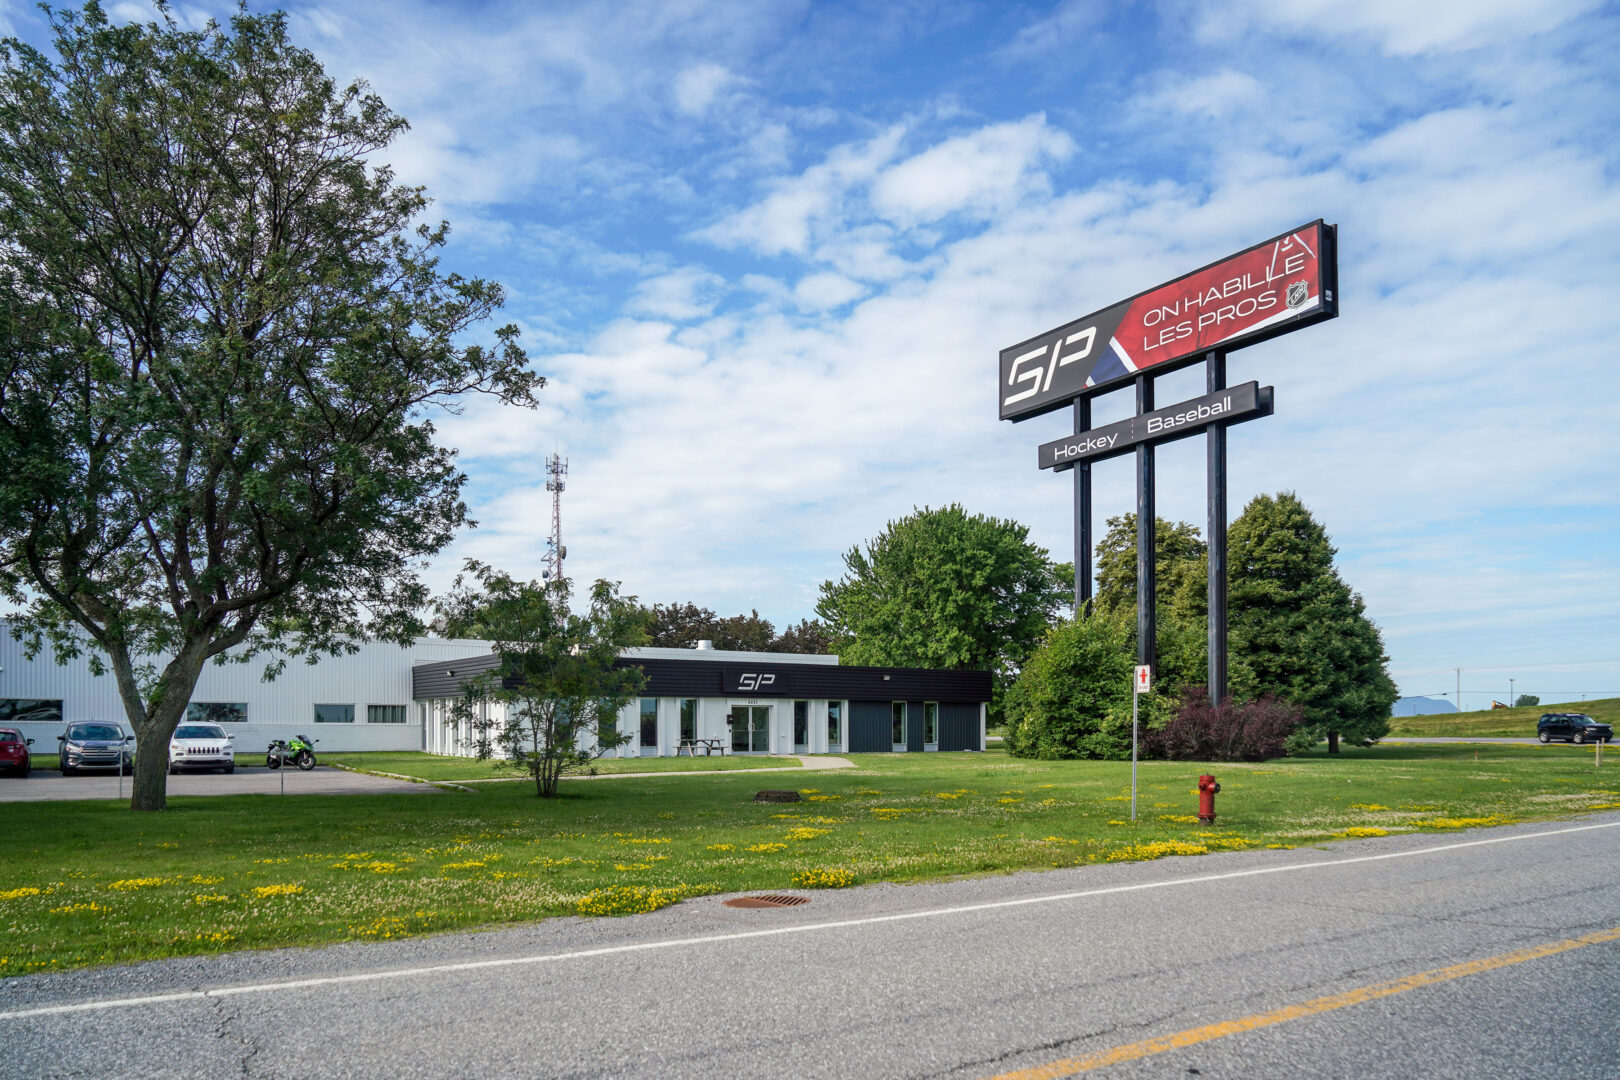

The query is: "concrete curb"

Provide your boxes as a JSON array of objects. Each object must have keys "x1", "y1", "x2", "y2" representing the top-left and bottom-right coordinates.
[{"x1": 324, "y1": 762, "x2": 475, "y2": 793}]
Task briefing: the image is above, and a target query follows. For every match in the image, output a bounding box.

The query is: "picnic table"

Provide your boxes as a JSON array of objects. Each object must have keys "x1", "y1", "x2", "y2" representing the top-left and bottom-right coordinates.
[{"x1": 676, "y1": 738, "x2": 727, "y2": 757}]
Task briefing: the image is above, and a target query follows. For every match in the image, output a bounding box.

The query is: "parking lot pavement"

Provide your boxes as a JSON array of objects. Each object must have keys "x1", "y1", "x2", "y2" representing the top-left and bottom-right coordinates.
[{"x1": 0, "y1": 766, "x2": 434, "y2": 802}]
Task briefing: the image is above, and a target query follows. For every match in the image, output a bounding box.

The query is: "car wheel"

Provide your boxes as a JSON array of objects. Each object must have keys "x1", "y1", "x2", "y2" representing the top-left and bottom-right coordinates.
[
  {"x1": 1573, "y1": 731, "x2": 1586, "y2": 744},
  {"x1": 1538, "y1": 731, "x2": 1551, "y2": 743},
  {"x1": 222, "y1": 766, "x2": 234, "y2": 774}
]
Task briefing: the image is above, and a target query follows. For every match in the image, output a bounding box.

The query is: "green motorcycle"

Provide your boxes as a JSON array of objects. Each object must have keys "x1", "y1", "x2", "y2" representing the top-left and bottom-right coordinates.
[{"x1": 265, "y1": 734, "x2": 318, "y2": 771}]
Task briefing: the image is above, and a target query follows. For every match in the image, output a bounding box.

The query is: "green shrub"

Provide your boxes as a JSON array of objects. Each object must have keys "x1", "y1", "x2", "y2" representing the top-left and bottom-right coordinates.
[{"x1": 1003, "y1": 613, "x2": 1136, "y2": 759}]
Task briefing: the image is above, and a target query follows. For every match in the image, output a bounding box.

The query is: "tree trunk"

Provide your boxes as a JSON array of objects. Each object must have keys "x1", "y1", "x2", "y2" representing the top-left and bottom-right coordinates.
[
  {"x1": 121, "y1": 646, "x2": 208, "y2": 811},
  {"x1": 1327, "y1": 729, "x2": 1340, "y2": 754}
]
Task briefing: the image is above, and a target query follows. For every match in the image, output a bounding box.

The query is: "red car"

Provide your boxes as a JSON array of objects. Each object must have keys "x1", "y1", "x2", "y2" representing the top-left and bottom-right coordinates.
[{"x1": 0, "y1": 728, "x2": 33, "y2": 777}]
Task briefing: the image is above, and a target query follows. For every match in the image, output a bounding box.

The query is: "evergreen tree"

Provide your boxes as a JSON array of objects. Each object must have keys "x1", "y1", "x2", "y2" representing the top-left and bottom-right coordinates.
[
  {"x1": 1093, "y1": 514, "x2": 1206, "y2": 618},
  {"x1": 1226, "y1": 493, "x2": 1397, "y2": 752}
]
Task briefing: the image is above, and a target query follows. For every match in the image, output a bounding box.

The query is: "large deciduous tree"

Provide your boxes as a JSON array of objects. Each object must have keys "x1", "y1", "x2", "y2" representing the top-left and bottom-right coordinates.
[
  {"x1": 437, "y1": 564, "x2": 646, "y2": 798},
  {"x1": 0, "y1": 6, "x2": 539, "y2": 809},
  {"x1": 1226, "y1": 493, "x2": 1397, "y2": 752},
  {"x1": 816, "y1": 504, "x2": 1067, "y2": 719}
]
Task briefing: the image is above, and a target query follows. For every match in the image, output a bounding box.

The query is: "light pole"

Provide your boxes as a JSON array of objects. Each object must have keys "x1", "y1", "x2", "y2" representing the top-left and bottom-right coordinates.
[{"x1": 1510, "y1": 678, "x2": 1515, "y2": 708}]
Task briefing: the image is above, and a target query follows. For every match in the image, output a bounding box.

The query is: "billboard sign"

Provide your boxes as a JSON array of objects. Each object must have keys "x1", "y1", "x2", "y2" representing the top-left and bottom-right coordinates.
[
  {"x1": 999, "y1": 221, "x2": 1336, "y2": 422},
  {"x1": 1037, "y1": 382, "x2": 1273, "y2": 471}
]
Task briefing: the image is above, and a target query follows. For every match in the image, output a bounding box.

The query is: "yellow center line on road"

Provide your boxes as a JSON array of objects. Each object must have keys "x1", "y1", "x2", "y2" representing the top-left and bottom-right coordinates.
[{"x1": 988, "y1": 925, "x2": 1620, "y2": 1079}]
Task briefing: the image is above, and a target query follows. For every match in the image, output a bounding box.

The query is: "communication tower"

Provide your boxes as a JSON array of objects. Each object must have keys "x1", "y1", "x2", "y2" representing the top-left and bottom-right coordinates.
[{"x1": 542, "y1": 453, "x2": 567, "y2": 587}]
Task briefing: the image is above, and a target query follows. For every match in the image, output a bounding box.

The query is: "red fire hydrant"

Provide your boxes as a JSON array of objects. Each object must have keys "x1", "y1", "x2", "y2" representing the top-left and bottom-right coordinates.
[{"x1": 1197, "y1": 774, "x2": 1221, "y2": 824}]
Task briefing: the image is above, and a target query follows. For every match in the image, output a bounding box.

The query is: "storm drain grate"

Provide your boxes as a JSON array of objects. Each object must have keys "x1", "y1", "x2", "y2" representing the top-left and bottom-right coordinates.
[{"x1": 723, "y1": 894, "x2": 810, "y2": 909}]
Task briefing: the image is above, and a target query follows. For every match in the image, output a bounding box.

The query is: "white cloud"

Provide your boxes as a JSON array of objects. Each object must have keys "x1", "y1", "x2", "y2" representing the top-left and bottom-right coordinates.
[
  {"x1": 1139, "y1": 69, "x2": 1264, "y2": 119},
  {"x1": 1209, "y1": 0, "x2": 1602, "y2": 55},
  {"x1": 996, "y1": 0, "x2": 1107, "y2": 60},
  {"x1": 695, "y1": 126, "x2": 906, "y2": 256},
  {"x1": 793, "y1": 272, "x2": 865, "y2": 311},
  {"x1": 624, "y1": 267, "x2": 727, "y2": 321},
  {"x1": 673, "y1": 62, "x2": 737, "y2": 115},
  {"x1": 869, "y1": 115, "x2": 1076, "y2": 226}
]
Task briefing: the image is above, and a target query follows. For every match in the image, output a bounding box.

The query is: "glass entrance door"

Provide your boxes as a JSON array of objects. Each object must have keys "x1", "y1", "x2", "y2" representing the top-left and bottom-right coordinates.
[{"x1": 729, "y1": 705, "x2": 771, "y2": 753}]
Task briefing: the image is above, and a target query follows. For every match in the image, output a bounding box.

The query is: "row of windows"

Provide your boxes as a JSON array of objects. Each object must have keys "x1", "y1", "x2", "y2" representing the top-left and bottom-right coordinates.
[
  {"x1": 0, "y1": 699, "x2": 409, "y2": 726},
  {"x1": 892, "y1": 702, "x2": 940, "y2": 745},
  {"x1": 636, "y1": 699, "x2": 847, "y2": 747}
]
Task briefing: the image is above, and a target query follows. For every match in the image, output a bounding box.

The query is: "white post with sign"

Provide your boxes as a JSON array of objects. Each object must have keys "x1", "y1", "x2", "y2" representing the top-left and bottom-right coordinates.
[{"x1": 1132, "y1": 665, "x2": 1151, "y2": 821}]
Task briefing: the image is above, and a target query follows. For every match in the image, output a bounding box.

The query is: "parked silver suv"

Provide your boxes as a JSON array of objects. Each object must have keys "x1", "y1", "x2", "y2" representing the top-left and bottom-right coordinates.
[{"x1": 57, "y1": 722, "x2": 133, "y2": 775}]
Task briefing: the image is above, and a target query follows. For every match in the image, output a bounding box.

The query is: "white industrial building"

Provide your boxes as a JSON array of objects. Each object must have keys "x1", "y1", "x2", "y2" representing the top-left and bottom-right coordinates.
[{"x1": 0, "y1": 623, "x2": 990, "y2": 759}]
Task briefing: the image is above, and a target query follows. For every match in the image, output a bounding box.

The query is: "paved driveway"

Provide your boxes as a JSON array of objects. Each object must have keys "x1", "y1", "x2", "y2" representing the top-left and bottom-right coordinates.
[{"x1": 0, "y1": 766, "x2": 433, "y2": 802}]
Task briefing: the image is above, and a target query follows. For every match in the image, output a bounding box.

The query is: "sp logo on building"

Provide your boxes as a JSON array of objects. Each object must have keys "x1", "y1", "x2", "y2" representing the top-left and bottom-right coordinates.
[{"x1": 736, "y1": 673, "x2": 777, "y2": 691}]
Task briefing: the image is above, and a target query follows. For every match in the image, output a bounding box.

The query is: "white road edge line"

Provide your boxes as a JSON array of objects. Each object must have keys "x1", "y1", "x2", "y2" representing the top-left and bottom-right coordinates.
[{"x1": 4, "y1": 818, "x2": 1617, "y2": 1021}]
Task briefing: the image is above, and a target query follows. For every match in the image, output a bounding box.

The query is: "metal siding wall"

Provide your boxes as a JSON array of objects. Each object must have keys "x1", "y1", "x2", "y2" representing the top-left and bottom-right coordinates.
[
  {"x1": 904, "y1": 701, "x2": 923, "y2": 752},
  {"x1": 936, "y1": 703, "x2": 980, "y2": 751},
  {"x1": 0, "y1": 622, "x2": 490, "y2": 751},
  {"x1": 847, "y1": 701, "x2": 892, "y2": 753}
]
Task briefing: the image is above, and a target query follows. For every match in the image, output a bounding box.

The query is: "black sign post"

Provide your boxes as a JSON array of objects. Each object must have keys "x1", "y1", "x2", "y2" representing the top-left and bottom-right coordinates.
[
  {"x1": 1136, "y1": 375, "x2": 1156, "y2": 672},
  {"x1": 1073, "y1": 396, "x2": 1092, "y2": 617},
  {"x1": 1205, "y1": 351, "x2": 1228, "y2": 704},
  {"x1": 1002, "y1": 221, "x2": 1337, "y2": 706}
]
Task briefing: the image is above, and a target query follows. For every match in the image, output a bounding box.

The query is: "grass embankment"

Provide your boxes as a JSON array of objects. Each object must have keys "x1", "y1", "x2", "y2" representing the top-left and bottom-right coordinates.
[
  {"x1": 3, "y1": 745, "x2": 1617, "y2": 977},
  {"x1": 323, "y1": 751, "x2": 793, "y2": 782},
  {"x1": 1387, "y1": 697, "x2": 1619, "y2": 738}
]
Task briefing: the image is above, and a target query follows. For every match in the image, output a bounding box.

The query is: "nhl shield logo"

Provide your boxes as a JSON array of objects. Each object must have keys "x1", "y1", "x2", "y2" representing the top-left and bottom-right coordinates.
[{"x1": 1285, "y1": 280, "x2": 1310, "y2": 309}]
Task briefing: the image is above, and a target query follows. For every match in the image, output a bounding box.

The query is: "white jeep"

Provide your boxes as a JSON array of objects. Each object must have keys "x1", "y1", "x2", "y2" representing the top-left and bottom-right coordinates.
[{"x1": 168, "y1": 723, "x2": 236, "y2": 774}]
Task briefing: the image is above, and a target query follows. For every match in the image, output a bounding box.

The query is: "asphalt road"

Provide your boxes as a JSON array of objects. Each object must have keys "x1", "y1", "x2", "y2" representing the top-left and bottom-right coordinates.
[
  {"x1": 2, "y1": 815, "x2": 1617, "y2": 1079},
  {"x1": 0, "y1": 766, "x2": 432, "y2": 802},
  {"x1": 1382, "y1": 737, "x2": 1595, "y2": 745}
]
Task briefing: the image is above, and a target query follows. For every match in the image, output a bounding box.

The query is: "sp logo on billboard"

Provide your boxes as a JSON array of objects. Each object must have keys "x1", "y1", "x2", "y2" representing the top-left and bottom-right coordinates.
[{"x1": 736, "y1": 673, "x2": 776, "y2": 691}]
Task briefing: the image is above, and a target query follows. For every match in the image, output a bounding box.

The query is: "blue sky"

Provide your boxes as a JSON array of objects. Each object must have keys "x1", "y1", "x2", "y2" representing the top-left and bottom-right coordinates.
[{"x1": 5, "y1": 0, "x2": 1619, "y2": 708}]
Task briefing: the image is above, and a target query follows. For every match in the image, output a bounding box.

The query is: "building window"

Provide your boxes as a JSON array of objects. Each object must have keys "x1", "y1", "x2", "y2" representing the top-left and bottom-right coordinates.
[
  {"x1": 640, "y1": 698, "x2": 658, "y2": 748},
  {"x1": 368, "y1": 705, "x2": 407, "y2": 724},
  {"x1": 0, "y1": 699, "x2": 62, "y2": 724},
  {"x1": 827, "y1": 701, "x2": 842, "y2": 748},
  {"x1": 892, "y1": 702, "x2": 906, "y2": 746},
  {"x1": 794, "y1": 701, "x2": 809, "y2": 746},
  {"x1": 680, "y1": 699, "x2": 698, "y2": 743},
  {"x1": 314, "y1": 704, "x2": 354, "y2": 724},
  {"x1": 187, "y1": 703, "x2": 246, "y2": 724},
  {"x1": 925, "y1": 702, "x2": 938, "y2": 745}
]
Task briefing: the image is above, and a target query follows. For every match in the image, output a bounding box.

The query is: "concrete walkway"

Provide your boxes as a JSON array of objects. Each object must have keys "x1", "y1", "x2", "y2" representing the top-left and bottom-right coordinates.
[{"x1": 451, "y1": 754, "x2": 859, "y2": 784}]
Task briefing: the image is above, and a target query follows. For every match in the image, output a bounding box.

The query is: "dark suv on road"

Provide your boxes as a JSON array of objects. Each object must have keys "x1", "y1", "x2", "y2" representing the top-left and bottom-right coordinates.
[{"x1": 1536, "y1": 713, "x2": 1613, "y2": 744}]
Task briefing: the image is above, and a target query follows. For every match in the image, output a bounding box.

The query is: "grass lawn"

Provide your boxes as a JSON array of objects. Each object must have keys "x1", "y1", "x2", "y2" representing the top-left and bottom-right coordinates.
[
  {"x1": 323, "y1": 751, "x2": 797, "y2": 782},
  {"x1": 1387, "y1": 697, "x2": 1618, "y2": 738},
  {"x1": 3, "y1": 744, "x2": 1617, "y2": 978}
]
